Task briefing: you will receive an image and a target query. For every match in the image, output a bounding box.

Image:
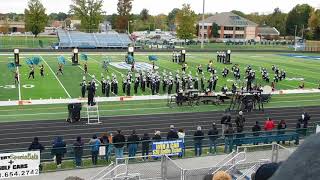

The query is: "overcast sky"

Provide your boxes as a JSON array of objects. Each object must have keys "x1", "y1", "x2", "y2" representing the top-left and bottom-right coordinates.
[{"x1": 0, "y1": 0, "x2": 319, "y2": 15}]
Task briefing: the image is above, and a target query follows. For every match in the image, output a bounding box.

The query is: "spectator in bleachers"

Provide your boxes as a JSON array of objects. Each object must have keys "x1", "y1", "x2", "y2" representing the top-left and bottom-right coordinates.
[
  {"x1": 99, "y1": 133, "x2": 110, "y2": 161},
  {"x1": 277, "y1": 120, "x2": 287, "y2": 144},
  {"x1": 224, "y1": 123, "x2": 234, "y2": 153},
  {"x1": 141, "y1": 133, "x2": 151, "y2": 160},
  {"x1": 264, "y1": 117, "x2": 275, "y2": 133},
  {"x1": 235, "y1": 111, "x2": 245, "y2": 133},
  {"x1": 221, "y1": 110, "x2": 232, "y2": 136},
  {"x1": 194, "y1": 126, "x2": 204, "y2": 156},
  {"x1": 51, "y1": 136, "x2": 67, "y2": 168},
  {"x1": 252, "y1": 121, "x2": 262, "y2": 136},
  {"x1": 167, "y1": 125, "x2": 179, "y2": 140},
  {"x1": 127, "y1": 130, "x2": 140, "y2": 158},
  {"x1": 28, "y1": 137, "x2": 45, "y2": 171},
  {"x1": 252, "y1": 121, "x2": 262, "y2": 145},
  {"x1": 113, "y1": 130, "x2": 126, "y2": 159},
  {"x1": 178, "y1": 129, "x2": 186, "y2": 157},
  {"x1": 28, "y1": 137, "x2": 45, "y2": 152},
  {"x1": 213, "y1": 171, "x2": 232, "y2": 180},
  {"x1": 73, "y1": 136, "x2": 84, "y2": 167},
  {"x1": 153, "y1": 131, "x2": 162, "y2": 141},
  {"x1": 89, "y1": 134, "x2": 100, "y2": 165},
  {"x1": 252, "y1": 162, "x2": 280, "y2": 180},
  {"x1": 208, "y1": 123, "x2": 219, "y2": 154}
]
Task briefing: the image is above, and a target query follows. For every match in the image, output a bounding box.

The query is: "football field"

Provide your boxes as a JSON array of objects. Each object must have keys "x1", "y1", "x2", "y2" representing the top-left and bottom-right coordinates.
[{"x1": 1, "y1": 52, "x2": 320, "y2": 101}]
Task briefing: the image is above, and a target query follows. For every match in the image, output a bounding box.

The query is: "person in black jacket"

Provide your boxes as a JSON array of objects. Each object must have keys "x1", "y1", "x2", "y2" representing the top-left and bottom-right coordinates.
[
  {"x1": 277, "y1": 120, "x2": 287, "y2": 144},
  {"x1": 28, "y1": 137, "x2": 45, "y2": 171},
  {"x1": 127, "y1": 130, "x2": 140, "y2": 158},
  {"x1": 224, "y1": 124, "x2": 234, "y2": 153},
  {"x1": 141, "y1": 133, "x2": 151, "y2": 160},
  {"x1": 152, "y1": 131, "x2": 162, "y2": 142},
  {"x1": 252, "y1": 121, "x2": 262, "y2": 145},
  {"x1": 208, "y1": 123, "x2": 219, "y2": 154},
  {"x1": 194, "y1": 126, "x2": 204, "y2": 156},
  {"x1": 73, "y1": 136, "x2": 84, "y2": 167},
  {"x1": 167, "y1": 125, "x2": 179, "y2": 140},
  {"x1": 221, "y1": 110, "x2": 232, "y2": 136},
  {"x1": 113, "y1": 130, "x2": 126, "y2": 159},
  {"x1": 51, "y1": 136, "x2": 67, "y2": 168}
]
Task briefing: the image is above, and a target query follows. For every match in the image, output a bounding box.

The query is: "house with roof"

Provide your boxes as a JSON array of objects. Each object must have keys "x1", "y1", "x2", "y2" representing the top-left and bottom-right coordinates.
[{"x1": 198, "y1": 12, "x2": 258, "y2": 40}]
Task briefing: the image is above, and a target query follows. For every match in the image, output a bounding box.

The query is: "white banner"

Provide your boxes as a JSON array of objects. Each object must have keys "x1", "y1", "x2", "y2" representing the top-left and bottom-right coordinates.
[{"x1": 0, "y1": 151, "x2": 40, "y2": 179}]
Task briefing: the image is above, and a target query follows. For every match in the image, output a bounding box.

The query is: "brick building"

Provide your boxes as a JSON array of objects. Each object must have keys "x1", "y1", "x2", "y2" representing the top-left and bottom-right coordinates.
[{"x1": 198, "y1": 12, "x2": 258, "y2": 40}]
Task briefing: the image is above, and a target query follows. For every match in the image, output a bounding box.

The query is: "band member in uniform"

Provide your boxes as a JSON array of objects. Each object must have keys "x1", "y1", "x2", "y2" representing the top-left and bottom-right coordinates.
[
  {"x1": 80, "y1": 80, "x2": 87, "y2": 98},
  {"x1": 84, "y1": 63, "x2": 88, "y2": 74},
  {"x1": 101, "y1": 77, "x2": 106, "y2": 94},
  {"x1": 126, "y1": 81, "x2": 131, "y2": 96},
  {"x1": 131, "y1": 62, "x2": 135, "y2": 72},
  {"x1": 141, "y1": 75, "x2": 146, "y2": 93},
  {"x1": 28, "y1": 66, "x2": 35, "y2": 79},
  {"x1": 213, "y1": 75, "x2": 218, "y2": 91},
  {"x1": 221, "y1": 84, "x2": 228, "y2": 94},
  {"x1": 299, "y1": 81, "x2": 305, "y2": 89},
  {"x1": 197, "y1": 64, "x2": 203, "y2": 74},
  {"x1": 56, "y1": 63, "x2": 63, "y2": 75},
  {"x1": 181, "y1": 63, "x2": 187, "y2": 72},
  {"x1": 105, "y1": 77, "x2": 111, "y2": 97},
  {"x1": 40, "y1": 64, "x2": 44, "y2": 77},
  {"x1": 113, "y1": 78, "x2": 118, "y2": 95},
  {"x1": 134, "y1": 77, "x2": 139, "y2": 95},
  {"x1": 201, "y1": 75, "x2": 205, "y2": 92},
  {"x1": 122, "y1": 75, "x2": 127, "y2": 94},
  {"x1": 168, "y1": 76, "x2": 173, "y2": 94},
  {"x1": 194, "y1": 75, "x2": 199, "y2": 90}
]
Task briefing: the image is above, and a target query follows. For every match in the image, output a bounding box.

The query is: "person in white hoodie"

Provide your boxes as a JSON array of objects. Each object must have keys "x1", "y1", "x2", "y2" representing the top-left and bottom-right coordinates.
[{"x1": 178, "y1": 129, "x2": 185, "y2": 157}]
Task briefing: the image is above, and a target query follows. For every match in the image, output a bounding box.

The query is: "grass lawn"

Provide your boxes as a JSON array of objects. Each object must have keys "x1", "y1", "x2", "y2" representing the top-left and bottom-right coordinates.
[{"x1": 0, "y1": 35, "x2": 58, "y2": 49}]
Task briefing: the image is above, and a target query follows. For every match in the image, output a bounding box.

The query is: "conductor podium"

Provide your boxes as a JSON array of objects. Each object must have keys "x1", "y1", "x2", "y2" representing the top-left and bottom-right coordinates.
[
  {"x1": 67, "y1": 103, "x2": 82, "y2": 123},
  {"x1": 85, "y1": 103, "x2": 101, "y2": 125}
]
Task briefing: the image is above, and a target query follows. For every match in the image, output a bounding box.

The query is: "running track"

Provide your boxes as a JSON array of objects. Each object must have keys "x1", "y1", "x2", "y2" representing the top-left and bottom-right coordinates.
[{"x1": 0, "y1": 106, "x2": 319, "y2": 152}]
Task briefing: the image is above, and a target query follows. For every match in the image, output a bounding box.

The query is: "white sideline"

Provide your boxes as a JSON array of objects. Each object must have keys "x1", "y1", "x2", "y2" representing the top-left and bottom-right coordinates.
[{"x1": 0, "y1": 88, "x2": 320, "y2": 107}]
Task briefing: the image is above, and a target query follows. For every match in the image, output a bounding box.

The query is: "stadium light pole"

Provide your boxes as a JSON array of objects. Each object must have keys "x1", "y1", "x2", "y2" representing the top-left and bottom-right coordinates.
[
  {"x1": 128, "y1": 20, "x2": 133, "y2": 35},
  {"x1": 201, "y1": 0, "x2": 205, "y2": 49},
  {"x1": 294, "y1": 25, "x2": 297, "y2": 51}
]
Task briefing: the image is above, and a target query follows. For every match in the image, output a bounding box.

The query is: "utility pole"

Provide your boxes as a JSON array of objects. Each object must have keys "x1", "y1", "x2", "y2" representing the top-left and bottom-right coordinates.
[
  {"x1": 201, "y1": 0, "x2": 205, "y2": 49},
  {"x1": 294, "y1": 25, "x2": 297, "y2": 51}
]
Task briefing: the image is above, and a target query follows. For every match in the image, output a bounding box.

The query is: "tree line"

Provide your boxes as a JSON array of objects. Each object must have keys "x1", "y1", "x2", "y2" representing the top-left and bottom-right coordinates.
[{"x1": 1, "y1": 0, "x2": 320, "y2": 41}]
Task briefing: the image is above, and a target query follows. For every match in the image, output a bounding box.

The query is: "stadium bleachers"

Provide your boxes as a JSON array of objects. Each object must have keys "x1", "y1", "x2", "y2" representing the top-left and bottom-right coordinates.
[{"x1": 57, "y1": 30, "x2": 132, "y2": 48}]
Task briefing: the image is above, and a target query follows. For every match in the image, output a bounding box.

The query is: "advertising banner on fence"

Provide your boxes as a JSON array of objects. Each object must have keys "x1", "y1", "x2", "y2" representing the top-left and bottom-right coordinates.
[
  {"x1": 152, "y1": 140, "x2": 183, "y2": 157},
  {"x1": 0, "y1": 151, "x2": 40, "y2": 179}
]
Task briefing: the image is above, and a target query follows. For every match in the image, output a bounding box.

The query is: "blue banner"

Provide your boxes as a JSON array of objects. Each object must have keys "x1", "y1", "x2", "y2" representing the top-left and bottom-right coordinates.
[{"x1": 152, "y1": 140, "x2": 183, "y2": 157}]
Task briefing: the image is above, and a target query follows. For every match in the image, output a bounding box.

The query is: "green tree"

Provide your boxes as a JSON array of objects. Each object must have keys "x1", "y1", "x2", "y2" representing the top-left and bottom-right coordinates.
[
  {"x1": 65, "y1": 18, "x2": 72, "y2": 28},
  {"x1": 176, "y1": 4, "x2": 197, "y2": 42},
  {"x1": 211, "y1": 23, "x2": 219, "y2": 38},
  {"x1": 70, "y1": 0, "x2": 104, "y2": 32},
  {"x1": 231, "y1": 10, "x2": 246, "y2": 17},
  {"x1": 24, "y1": 0, "x2": 48, "y2": 37},
  {"x1": 266, "y1": 8, "x2": 287, "y2": 36},
  {"x1": 116, "y1": 0, "x2": 133, "y2": 32},
  {"x1": 286, "y1": 4, "x2": 314, "y2": 36},
  {"x1": 140, "y1": 8, "x2": 149, "y2": 22},
  {"x1": 168, "y1": 8, "x2": 179, "y2": 30},
  {"x1": 308, "y1": 10, "x2": 320, "y2": 40}
]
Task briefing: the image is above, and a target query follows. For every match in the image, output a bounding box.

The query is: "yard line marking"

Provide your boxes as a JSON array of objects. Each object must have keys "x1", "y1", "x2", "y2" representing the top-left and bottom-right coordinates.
[
  {"x1": 16, "y1": 66, "x2": 22, "y2": 101},
  {"x1": 40, "y1": 56, "x2": 71, "y2": 98}
]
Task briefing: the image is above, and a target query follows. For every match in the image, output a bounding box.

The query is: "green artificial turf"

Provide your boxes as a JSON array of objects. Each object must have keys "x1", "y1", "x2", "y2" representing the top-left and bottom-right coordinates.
[
  {"x1": 1, "y1": 52, "x2": 320, "y2": 101},
  {"x1": 0, "y1": 35, "x2": 58, "y2": 49},
  {"x1": 0, "y1": 52, "x2": 320, "y2": 123}
]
